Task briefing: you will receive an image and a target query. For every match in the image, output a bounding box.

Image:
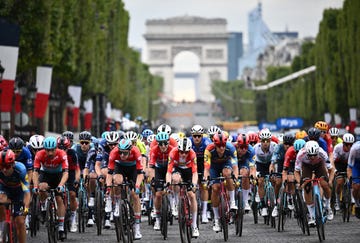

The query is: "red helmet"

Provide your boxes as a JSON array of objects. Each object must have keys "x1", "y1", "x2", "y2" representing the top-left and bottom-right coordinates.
[
  {"x1": 247, "y1": 132, "x2": 259, "y2": 144},
  {"x1": 0, "y1": 135, "x2": 8, "y2": 151},
  {"x1": 236, "y1": 134, "x2": 249, "y2": 147},
  {"x1": 0, "y1": 149, "x2": 16, "y2": 166},
  {"x1": 213, "y1": 132, "x2": 228, "y2": 146},
  {"x1": 57, "y1": 136, "x2": 71, "y2": 150}
]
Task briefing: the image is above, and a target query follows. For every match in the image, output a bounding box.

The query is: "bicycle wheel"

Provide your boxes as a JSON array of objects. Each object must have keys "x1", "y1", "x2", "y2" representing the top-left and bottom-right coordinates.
[
  {"x1": 184, "y1": 198, "x2": 192, "y2": 243},
  {"x1": 123, "y1": 201, "x2": 134, "y2": 243},
  {"x1": 46, "y1": 202, "x2": 57, "y2": 243},
  {"x1": 78, "y1": 190, "x2": 86, "y2": 233},
  {"x1": 161, "y1": 194, "x2": 169, "y2": 240},
  {"x1": 2, "y1": 221, "x2": 13, "y2": 243},
  {"x1": 315, "y1": 194, "x2": 325, "y2": 242},
  {"x1": 342, "y1": 183, "x2": 351, "y2": 222},
  {"x1": 95, "y1": 190, "x2": 103, "y2": 235},
  {"x1": 235, "y1": 190, "x2": 244, "y2": 236},
  {"x1": 114, "y1": 201, "x2": 125, "y2": 243},
  {"x1": 178, "y1": 198, "x2": 187, "y2": 243},
  {"x1": 277, "y1": 188, "x2": 286, "y2": 232},
  {"x1": 268, "y1": 186, "x2": 276, "y2": 228},
  {"x1": 220, "y1": 194, "x2": 228, "y2": 242},
  {"x1": 30, "y1": 194, "x2": 40, "y2": 237}
]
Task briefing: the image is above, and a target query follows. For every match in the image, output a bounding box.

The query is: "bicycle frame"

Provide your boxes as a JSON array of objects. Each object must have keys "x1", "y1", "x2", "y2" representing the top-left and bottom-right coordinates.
[
  {"x1": 0, "y1": 202, "x2": 18, "y2": 243},
  {"x1": 173, "y1": 182, "x2": 192, "y2": 243}
]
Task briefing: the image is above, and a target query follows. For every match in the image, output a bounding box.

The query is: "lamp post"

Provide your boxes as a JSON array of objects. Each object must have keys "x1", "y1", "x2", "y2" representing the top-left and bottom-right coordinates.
[{"x1": 0, "y1": 61, "x2": 5, "y2": 134}]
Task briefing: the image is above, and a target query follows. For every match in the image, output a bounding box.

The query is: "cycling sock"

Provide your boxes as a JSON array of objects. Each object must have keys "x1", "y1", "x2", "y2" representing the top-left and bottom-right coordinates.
[
  {"x1": 202, "y1": 201, "x2": 208, "y2": 215},
  {"x1": 307, "y1": 204, "x2": 315, "y2": 219},
  {"x1": 243, "y1": 189, "x2": 250, "y2": 203},
  {"x1": 229, "y1": 190, "x2": 235, "y2": 202},
  {"x1": 192, "y1": 213, "x2": 197, "y2": 228},
  {"x1": 212, "y1": 207, "x2": 219, "y2": 219}
]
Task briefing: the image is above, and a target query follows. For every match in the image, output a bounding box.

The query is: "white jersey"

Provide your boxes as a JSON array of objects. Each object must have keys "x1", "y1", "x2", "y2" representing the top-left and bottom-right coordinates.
[
  {"x1": 295, "y1": 147, "x2": 331, "y2": 171},
  {"x1": 253, "y1": 141, "x2": 277, "y2": 164},
  {"x1": 348, "y1": 141, "x2": 360, "y2": 168},
  {"x1": 333, "y1": 143, "x2": 351, "y2": 164}
]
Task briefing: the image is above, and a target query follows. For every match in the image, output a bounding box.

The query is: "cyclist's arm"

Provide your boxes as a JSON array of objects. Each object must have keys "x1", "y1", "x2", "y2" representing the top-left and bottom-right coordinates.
[
  {"x1": 23, "y1": 191, "x2": 31, "y2": 210},
  {"x1": 58, "y1": 170, "x2": 69, "y2": 188}
]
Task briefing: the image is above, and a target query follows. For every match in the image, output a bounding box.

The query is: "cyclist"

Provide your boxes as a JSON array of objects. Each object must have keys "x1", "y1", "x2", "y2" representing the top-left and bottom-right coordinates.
[
  {"x1": 106, "y1": 138, "x2": 144, "y2": 240},
  {"x1": 282, "y1": 139, "x2": 306, "y2": 210},
  {"x1": 0, "y1": 149, "x2": 30, "y2": 243},
  {"x1": 62, "y1": 131, "x2": 75, "y2": 147},
  {"x1": 294, "y1": 141, "x2": 334, "y2": 225},
  {"x1": 270, "y1": 133, "x2": 295, "y2": 217},
  {"x1": 247, "y1": 131, "x2": 259, "y2": 147},
  {"x1": 295, "y1": 130, "x2": 307, "y2": 140},
  {"x1": 27, "y1": 134, "x2": 45, "y2": 160},
  {"x1": 57, "y1": 136, "x2": 80, "y2": 232},
  {"x1": 8, "y1": 137, "x2": 33, "y2": 184},
  {"x1": 151, "y1": 124, "x2": 178, "y2": 148},
  {"x1": 348, "y1": 140, "x2": 360, "y2": 218},
  {"x1": 329, "y1": 127, "x2": 342, "y2": 147},
  {"x1": 315, "y1": 121, "x2": 333, "y2": 154},
  {"x1": 33, "y1": 136, "x2": 69, "y2": 240},
  {"x1": 305, "y1": 127, "x2": 328, "y2": 154},
  {"x1": 234, "y1": 133, "x2": 255, "y2": 211},
  {"x1": 252, "y1": 129, "x2": 277, "y2": 217},
  {"x1": 207, "y1": 125, "x2": 221, "y2": 142},
  {"x1": 166, "y1": 137, "x2": 199, "y2": 237},
  {"x1": 204, "y1": 131, "x2": 238, "y2": 232},
  {"x1": 148, "y1": 132, "x2": 175, "y2": 230},
  {"x1": 0, "y1": 136, "x2": 7, "y2": 151},
  {"x1": 189, "y1": 125, "x2": 212, "y2": 223}
]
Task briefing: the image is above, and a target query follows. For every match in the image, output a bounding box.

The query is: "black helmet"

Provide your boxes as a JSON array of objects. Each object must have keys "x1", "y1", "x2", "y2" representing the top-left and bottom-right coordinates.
[
  {"x1": 79, "y1": 131, "x2": 92, "y2": 141},
  {"x1": 283, "y1": 133, "x2": 295, "y2": 145},
  {"x1": 62, "y1": 131, "x2": 74, "y2": 141},
  {"x1": 9, "y1": 137, "x2": 25, "y2": 150},
  {"x1": 307, "y1": 127, "x2": 320, "y2": 141}
]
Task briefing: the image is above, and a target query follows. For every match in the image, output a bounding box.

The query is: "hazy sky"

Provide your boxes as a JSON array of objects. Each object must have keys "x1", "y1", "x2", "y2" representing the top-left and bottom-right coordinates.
[{"x1": 123, "y1": 0, "x2": 344, "y2": 50}]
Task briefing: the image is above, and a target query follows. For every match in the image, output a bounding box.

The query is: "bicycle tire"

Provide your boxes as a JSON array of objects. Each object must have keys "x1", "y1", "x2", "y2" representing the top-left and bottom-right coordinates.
[
  {"x1": 161, "y1": 194, "x2": 169, "y2": 240},
  {"x1": 315, "y1": 194, "x2": 325, "y2": 242},
  {"x1": 235, "y1": 190, "x2": 244, "y2": 236},
  {"x1": 46, "y1": 201, "x2": 57, "y2": 243},
  {"x1": 77, "y1": 190, "x2": 85, "y2": 233},
  {"x1": 220, "y1": 194, "x2": 228, "y2": 242},
  {"x1": 124, "y1": 201, "x2": 134, "y2": 243},
  {"x1": 184, "y1": 197, "x2": 192, "y2": 243},
  {"x1": 30, "y1": 194, "x2": 40, "y2": 237},
  {"x1": 114, "y1": 200, "x2": 125, "y2": 243},
  {"x1": 178, "y1": 198, "x2": 187, "y2": 243},
  {"x1": 95, "y1": 190, "x2": 103, "y2": 235},
  {"x1": 342, "y1": 183, "x2": 351, "y2": 222},
  {"x1": 277, "y1": 188, "x2": 286, "y2": 232},
  {"x1": 268, "y1": 186, "x2": 276, "y2": 228}
]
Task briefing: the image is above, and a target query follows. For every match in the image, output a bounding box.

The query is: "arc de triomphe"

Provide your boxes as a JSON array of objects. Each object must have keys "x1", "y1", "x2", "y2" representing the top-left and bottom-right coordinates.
[{"x1": 144, "y1": 16, "x2": 228, "y2": 102}]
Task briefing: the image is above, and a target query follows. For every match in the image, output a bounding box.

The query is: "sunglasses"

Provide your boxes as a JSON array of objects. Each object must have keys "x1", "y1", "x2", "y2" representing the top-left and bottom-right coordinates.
[
  {"x1": 216, "y1": 144, "x2": 226, "y2": 149},
  {"x1": 238, "y1": 145, "x2": 248, "y2": 150},
  {"x1": 80, "y1": 141, "x2": 90, "y2": 145},
  {"x1": 12, "y1": 149, "x2": 22, "y2": 153},
  {"x1": 344, "y1": 143, "x2": 352, "y2": 147},
  {"x1": 261, "y1": 139, "x2": 270, "y2": 143},
  {"x1": 108, "y1": 143, "x2": 117, "y2": 147},
  {"x1": 0, "y1": 164, "x2": 13, "y2": 170},
  {"x1": 308, "y1": 154, "x2": 317, "y2": 158},
  {"x1": 192, "y1": 135, "x2": 202, "y2": 138},
  {"x1": 331, "y1": 136, "x2": 338, "y2": 139},
  {"x1": 179, "y1": 150, "x2": 189, "y2": 155},
  {"x1": 45, "y1": 148, "x2": 55, "y2": 152},
  {"x1": 158, "y1": 141, "x2": 168, "y2": 146},
  {"x1": 249, "y1": 142, "x2": 257, "y2": 146},
  {"x1": 119, "y1": 150, "x2": 129, "y2": 156}
]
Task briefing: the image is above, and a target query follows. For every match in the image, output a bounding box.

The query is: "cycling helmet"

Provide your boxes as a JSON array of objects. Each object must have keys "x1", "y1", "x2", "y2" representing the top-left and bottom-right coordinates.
[
  {"x1": 141, "y1": 129, "x2": 154, "y2": 138},
  {"x1": 43, "y1": 137, "x2": 57, "y2": 149},
  {"x1": 342, "y1": 133, "x2": 355, "y2": 144},
  {"x1": 124, "y1": 131, "x2": 138, "y2": 142},
  {"x1": 213, "y1": 132, "x2": 228, "y2": 146},
  {"x1": 207, "y1": 126, "x2": 221, "y2": 136},
  {"x1": 156, "y1": 132, "x2": 169, "y2": 142},
  {"x1": 101, "y1": 131, "x2": 109, "y2": 139},
  {"x1": 307, "y1": 127, "x2": 321, "y2": 141},
  {"x1": 0, "y1": 149, "x2": 15, "y2": 166},
  {"x1": 118, "y1": 139, "x2": 132, "y2": 150},
  {"x1": 178, "y1": 137, "x2": 192, "y2": 152},
  {"x1": 157, "y1": 124, "x2": 172, "y2": 135},
  {"x1": 105, "y1": 131, "x2": 120, "y2": 143},
  {"x1": 170, "y1": 133, "x2": 180, "y2": 143},
  {"x1": 329, "y1": 127, "x2": 339, "y2": 137},
  {"x1": 191, "y1": 125, "x2": 205, "y2": 135},
  {"x1": 236, "y1": 134, "x2": 249, "y2": 146},
  {"x1": 178, "y1": 132, "x2": 186, "y2": 139},
  {"x1": 283, "y1": 133, "x2": 295, "y2": 145},
  {"x1": 293, "y1": 139, "x2": 306, "y2": 152},
  {"x1": 57, "y1": 136, "x2": 71, "y2": 150},
  {"x1": 147, "y1": 134, "x2": 156, "y2": 144},
  {"x1": 137, "y1": 133, "x2": 143, "y2": 141},
  {"x1": 247, "y1": 131, "x2": 259, "y2": 144},
  {"x1": 29, "y1": 135, "x2": 45, "y2": 149},
  {"x1": 0, "y1": 136, "x2": 8, "y2": 151},
  {"x1": 295, "y1": 130, "x2": 307, "y2": 139},
  {"x1": 305, "y1": 141, "x2": 319, "y2": 155},
  {"x1": 259, "y1": 129, "x2": 272, "y2": 140},
  {"x1": 8, "y1": 137, "x2": 25, "y2": 150},
  {"x1": 117, "y1": 130, "x2": 125, "y2": 139},
  {"x1": 62, "y1": 131, "x2": 74, "y2": 141},
  {"x1": 79, "y1": 131, "x2": 92, "y2": 141},
  {"x1": 314, "y1": 121, "x2": 328, "y2": 132}
]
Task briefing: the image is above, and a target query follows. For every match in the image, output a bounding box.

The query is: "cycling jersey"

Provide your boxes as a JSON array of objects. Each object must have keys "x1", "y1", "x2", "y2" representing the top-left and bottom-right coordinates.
[
  {"x1": 204, "y1": 142, "x2": 237, "y2": 170},
  {"x1": 34, "y1": 149, "x2": 69, "y2": 173},
  {"x1": 13, "y1": 146, "x2": 33, "y2": 171},
  {"x1": 190, "y1": 136, "x2": 211, "y2": 173},
  {"x1": 67, "y1": 148, "x2": 80, "y2": 171},
  {"x1": 136, "y1": 139, "x2": 147, "y2": 156},
  {"x1": 236, "y1": 145, "x2": 255, "y2": 169},
  {"x1": 271, "y1": 143, "x2": 287, "y2": 172},
  {"x1": 168, "y1": 148, "x2": 197, "y2": 173},
  {"x1": 253, "y1": 141, "x2": 277, "y2": 164},
  {"x1": 348, "y1": 142, "x2": 360, "y2": 183},
  {"x1": 0, "y1": 162, "x2": 29, "y2": 192},
  {"x1": 150, "y1": 137, "x2": 178, "y2": 149},
  {"x1": 108, "y1": 146, "x2": 143, "y2": 172},
  {"x1": 149, "y1": 144, "x2": 175, "y2": 168},
  {"x1": 295, "y1": 147, "x2": 331, "y2": 171},
  {"x1": 283, "y1": 146, "x2": 296, "y2": 171}
]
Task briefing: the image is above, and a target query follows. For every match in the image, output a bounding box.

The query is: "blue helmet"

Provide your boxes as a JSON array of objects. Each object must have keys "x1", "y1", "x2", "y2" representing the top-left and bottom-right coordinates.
[
  {"x1": 156, "y1": 132, "x2": 169, "y2": 142},
  {"x1": 101, "y1": 131, "x2": 109, "y2": 139},
  {"x1": 142, "y1": 129, "x2": 154, "y2": 139},
  {"x1": 43, "y1": 137, "x2": 57, "y2": 149},
  {"x1": 294, "y1": 139, "x2": 306, "y2": 152},
  {"x1": 118, "y1": 139, "x2": 132, "y2": 150}
]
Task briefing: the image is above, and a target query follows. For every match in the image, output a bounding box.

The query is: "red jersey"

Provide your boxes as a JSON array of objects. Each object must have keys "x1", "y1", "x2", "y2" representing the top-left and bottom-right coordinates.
[
  {"x1": 34, "y1": 149, "x2": 68, "y2": 173},
  {"x1": 283, "y1": 146, "x2": 296, "y2": 168},
  {"x1": 150, "y1": 137, "x2": 178, "y2": 150},
  {"x1": 167, "y1": 148, "x2": 197, "y2": 173},
  {"x1": 149, "y1": 145, "x2": 175, "y2": 168},
  {"x1": 108, "y1": 146, "x2": 143, "y2": 171},
  {"x1": 323, "y1": 134, "x2": 333, "y2": 153}
]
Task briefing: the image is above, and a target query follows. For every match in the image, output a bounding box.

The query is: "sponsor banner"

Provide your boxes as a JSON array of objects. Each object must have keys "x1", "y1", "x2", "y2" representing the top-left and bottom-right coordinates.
[
  {"x1": 258, "y1": 122, "x2": 278, "y2": 131},
  {"x1": 276, "y1": 117, "x2": 303, "y2": 129}
]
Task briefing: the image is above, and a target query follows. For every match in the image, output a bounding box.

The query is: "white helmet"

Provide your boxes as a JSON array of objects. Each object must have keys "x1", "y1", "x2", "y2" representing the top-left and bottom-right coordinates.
[
  {"x1": 329, "y1": 127, "x2": 339, "y2": 137},
  {"x1": 29, "y1": 135, "x2": 45, "y2": 149},
  {"x1": 259, "y1": 128, "x2": 272, "y2": 140},
  {"x1": 147, "y1": 134, "x2": 156, "y2": 144},
  {"x1": 191, "y1": 125, "x2": 204, "y2": 135},
  {"x1": 124, "y1": 131, "x2": 138, "y2": 142},
  {"x1": 170, "y1": 133, "x2": 180, "y2": 143},
  {"x1": 105, "y1": 131, "x2": 120, "y2": 144},
  {"x1": 305, "y1": 141, "x2": 319, "y2": 155},
  {"x1": 207, "y1": 126, "x2": 221, "y2": 136},
  {"x1": 342, "y1": 133, "x2": 355, "y2": 144},
  {"x1": 178, "y1": 137, "x2": 192, "y2": 152},
  {"x1": 157, "y1": 124, "x2": 172, "y2": 135}
]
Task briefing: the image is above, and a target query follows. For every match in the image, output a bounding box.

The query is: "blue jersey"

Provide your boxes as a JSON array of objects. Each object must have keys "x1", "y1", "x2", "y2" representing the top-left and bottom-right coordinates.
[
  {"x1": 14, "y1": 146, "x2": 33, "y2": 171},
  {"x1": 237, "y1": 145, "x2": 255, "y2": 168},
  {"x1": 74, "y1": 144, "x2": 97, "y2": 171},
  {"x1": 271, "y1": 144, "x2": 286, "y2": 165},
  {"x1": 189, "y1": 136, "x2": 212, "y2": 163},
  {"x1": 0, "y1": 162, "x2": 29, "y2": 192}
]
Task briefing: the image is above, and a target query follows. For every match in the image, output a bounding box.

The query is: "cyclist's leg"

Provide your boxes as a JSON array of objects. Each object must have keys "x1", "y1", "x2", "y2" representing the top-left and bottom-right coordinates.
[
  {"x1": 240, "y1": 167, "x2": 251, "y2": 209},
  {"x1": 67, "y1": 170, "x2": 78, "y2": 231},
  {"x1": 302, "y1": 164, "x2": 315, "y2": 224},
  {"x1": 210, "y1": 164, "x2": 221, "y2": 231},
  {"x1": 223, "y1": 164, "x2": 236, "y2": 209},
  {"x1": 153, "y1": 167, "x2": 167, "y2": 230},
  {"x1": 256, "y1": 163, "x2": 269, "y2": 215},
  {"x1": 351, "y1": 166, "x2": 360, "y2": 218},
  {"x1": 171, "y1": 169, "x2": 181, "y2": 217}
]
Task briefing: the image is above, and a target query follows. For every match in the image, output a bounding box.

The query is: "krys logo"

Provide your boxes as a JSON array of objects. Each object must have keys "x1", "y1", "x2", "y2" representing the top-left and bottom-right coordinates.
[{"x1": 276, "y1": 118, "x2": 303, "y2": 128}]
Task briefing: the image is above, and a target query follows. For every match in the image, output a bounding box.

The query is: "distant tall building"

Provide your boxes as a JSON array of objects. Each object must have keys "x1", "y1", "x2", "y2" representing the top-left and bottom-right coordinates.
[
  {"x1": 273, "y1": 31, "x2": 298, "y2": 40},
  {"x1": 228, "y1": 32, "x2": 243, "y2": 81},
  {"x1": 238, "y1": 2, "x2": 279, "y2": 79}
]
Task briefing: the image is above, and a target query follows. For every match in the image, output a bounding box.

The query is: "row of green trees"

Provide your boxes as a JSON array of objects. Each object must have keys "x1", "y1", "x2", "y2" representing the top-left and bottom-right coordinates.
[
  {"x1": 213, "y1": 0, "x2": 359, "y2": 126},
  {"x1": 0, "y1": 0, "x2": 162, "y2": 123}
]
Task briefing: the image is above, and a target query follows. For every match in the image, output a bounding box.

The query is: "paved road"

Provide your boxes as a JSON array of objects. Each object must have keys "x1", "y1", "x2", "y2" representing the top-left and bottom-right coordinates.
[{"x1": 27, "y1": 211, "x2": 360, "y2": 243}]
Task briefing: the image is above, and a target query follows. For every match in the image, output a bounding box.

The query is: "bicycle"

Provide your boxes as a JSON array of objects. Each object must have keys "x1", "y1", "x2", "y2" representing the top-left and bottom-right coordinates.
[
  {"x1": 157, "y1": 179, "x2": 173, "y2": 240},
  {"x1": 29, "y1": 193, "x2": 40, "y2": 237},
  {"x1": 303, "y1": 177, "x2": 327, "y2": 242},
  {"x1": 42, "y1": 188, "x2": 59, "y2": 243},
  {"x1": 250, "y1": 177, "x2": 259, "y2": 224},
  {"x1": 77, "y1": 175, "x2": 88, "y2": 233},
  {"x1": 277, "y1": 180, "x2": 293, "y2": 232},
  {"x1": 0, "y1": 201, "x2": 22, "y2": 243},
  {"x1": 234, "y1": 175, "x2": 248, "y2": 237},
  {"x1": 94, "y1": 177, "x2": 105, "y2": 235},
  {"x1": 263, "y1": 173, "x2": 277, "y2": 228},
  {"x1": 292, "y1": 185, "x2": 310, "y2": 235},
  {"x1": 334, "y1": 172, "x2": 351, "y2": 222}
]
